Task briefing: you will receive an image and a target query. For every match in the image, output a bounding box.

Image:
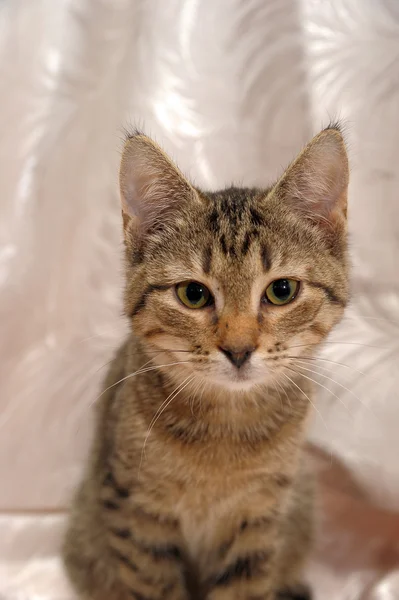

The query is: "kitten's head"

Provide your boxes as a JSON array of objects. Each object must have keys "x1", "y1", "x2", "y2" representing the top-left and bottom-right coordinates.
[{"x1": 119, "y1": 127, "x2": 349, "y2": 393}]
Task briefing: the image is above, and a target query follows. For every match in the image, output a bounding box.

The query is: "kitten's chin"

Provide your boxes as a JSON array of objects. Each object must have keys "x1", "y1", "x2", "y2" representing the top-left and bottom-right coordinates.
[
  {"x1": 210, "y1": 372, "x2": 264, "y2": 393},
  {"x1": 218, "y1": 379, "x2": 259, "y2": 392}
]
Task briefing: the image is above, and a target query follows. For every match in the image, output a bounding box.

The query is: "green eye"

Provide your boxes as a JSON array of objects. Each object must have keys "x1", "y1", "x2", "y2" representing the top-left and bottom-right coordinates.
[
  {"x1": 264, "y1": 279, "x2": 299, "y2": 306},
  {"x1": 176, "y1": 281, "x2": 213, "y2": 309}
]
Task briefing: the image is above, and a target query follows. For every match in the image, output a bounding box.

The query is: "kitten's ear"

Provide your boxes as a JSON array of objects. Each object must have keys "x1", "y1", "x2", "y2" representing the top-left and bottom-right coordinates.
[
  {"x1": 273, "y1": 126, "x2": 349, "y2": 231},
  {"x1": 119, "y1": 132, "x2": 197, "y2": 231}
]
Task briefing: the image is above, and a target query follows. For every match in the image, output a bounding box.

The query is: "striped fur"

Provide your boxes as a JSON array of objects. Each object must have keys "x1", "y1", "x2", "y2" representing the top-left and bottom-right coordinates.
[{"x1": 63, "y1": 127, "x2": 349, "y2": 600}]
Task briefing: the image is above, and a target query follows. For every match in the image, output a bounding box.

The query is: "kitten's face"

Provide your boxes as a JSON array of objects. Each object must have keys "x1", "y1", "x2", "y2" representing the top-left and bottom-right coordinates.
[{"x1": 120, "y1": 129, "x2": 349, "y2": 393}]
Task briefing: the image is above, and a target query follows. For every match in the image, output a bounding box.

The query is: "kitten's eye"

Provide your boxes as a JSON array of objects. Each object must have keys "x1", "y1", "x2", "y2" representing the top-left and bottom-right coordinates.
[
  {"x1": 176, "y1": 281, "x2": 213, "y2": 309},
  {"x1": 264, "y1": 279, "x2": 299, "y2": 306}
]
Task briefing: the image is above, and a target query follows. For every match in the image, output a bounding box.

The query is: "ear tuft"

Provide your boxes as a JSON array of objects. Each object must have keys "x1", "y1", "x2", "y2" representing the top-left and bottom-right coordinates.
[
  {"x1": 119, "y1": 132, "x2": 196, "y2": 231},
  {"x1": 122, "y1": 126, "x2": 145, "y2": 142},
  {"x1": 324, "y1": 120, "x2": 344, "y2": 135},
  {"x1": 274, "y1": 126, "x2": 349, "y2": 229}
]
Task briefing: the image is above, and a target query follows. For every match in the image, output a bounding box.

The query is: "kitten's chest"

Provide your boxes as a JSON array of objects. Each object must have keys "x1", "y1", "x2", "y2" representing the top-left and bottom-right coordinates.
[
  {"x1": 124, "y1": 418, "x2": 296, "y2": 561},
  {"x1": 149, "y1": 454, "x2": 270, "y2": 564},
  {"x1": 177, "y1": 476, "x2": 247, "y2": 562}
]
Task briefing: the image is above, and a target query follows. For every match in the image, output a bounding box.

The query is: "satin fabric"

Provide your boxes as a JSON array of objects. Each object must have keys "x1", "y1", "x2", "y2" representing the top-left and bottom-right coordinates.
[{"x1": 1, "y1": 0, "x2": 398, "y2": 597}]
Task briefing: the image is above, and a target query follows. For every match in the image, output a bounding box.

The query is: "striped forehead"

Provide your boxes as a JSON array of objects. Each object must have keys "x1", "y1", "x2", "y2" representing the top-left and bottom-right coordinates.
[{"x1": 201, "y1": 187, "x2": 271, "y2": 276}]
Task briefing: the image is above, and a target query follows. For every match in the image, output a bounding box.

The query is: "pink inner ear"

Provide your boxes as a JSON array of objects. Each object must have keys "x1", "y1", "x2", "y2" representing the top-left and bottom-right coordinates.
[
  {"x1": 119, "y1": 134, "x2": 196, "y2": 229},
  {"x1": 280, "y1": 129, "x2": 349, "y2": 224},
  {"x1": 120, "y1": 145, "x2": 157, "y2": 219}
]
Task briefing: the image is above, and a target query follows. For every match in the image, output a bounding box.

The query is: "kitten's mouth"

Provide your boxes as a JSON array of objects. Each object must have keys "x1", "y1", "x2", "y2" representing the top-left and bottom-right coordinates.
[{"x1": 210, "y1": 365, "x2": 264, "y2": 391}]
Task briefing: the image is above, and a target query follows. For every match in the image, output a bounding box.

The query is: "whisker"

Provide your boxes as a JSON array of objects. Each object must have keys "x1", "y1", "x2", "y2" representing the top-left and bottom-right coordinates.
[
  {"x1": 270, "y1": 374, "x2": 290, "y2": 410},
  {"x1": 189, "y1": 392, "x2": 196, "y2": 418},
  {"x1": 276, "y1": 378, "x2": 292, "y2": 409},
  {"x1": 79, "y1": 357, "x2": 160, "y2": 418},
  {"x1": 140, "y1": 377, "x2": 191, "y2": 467},
  {"x1": 90, "y1": 361, "x2": 191, "y2": 408},
  {"x1": 291, "y1": 362, "x2": 370, "y2": 416},
  {"x1": 197, "y1": 378, "x2": 207, "y2": 419},
  {"x1": 293, "y1": 358, "x2": 351, "y2": 378},
  {"x1": 91, "y1": 349, "x2": 193, "y2": 382},
  {"x1": 270, "y1": 376, "x2": 283, "y2": 411},
  {"x1": 76, "y1": 333, "x2": 123, "y2": 345},
  {"x1": 196, "y1": 377, "x2": 208, "y2": 415},
  {"x1": 139, "y1": 376, "x2": 196, "y2": 473},
  {"x1": 286, "y1": 355, "x2": 369, "y2": 377},
  {"x1": 93, "y1": 352, "x2": 162, "y2": 378},
  {"x1": 289, "y1": 355, "x2": 396, "y2": 401},
  {"x1": 284, "y1": 365, "x2": 354, "y2": 419},
  {"x1": 279, "y1": 371, "x2": 328, "y2": 431},
  {"x1": 188, "y1": 377, "x2": 203, "y2": 418},
  {"x1": 128, "y1": 349, "x2": 192, "y2": 355},
  {"x1": 291, "y1": 357, "x2": 384, "y2": 389},
  {"x1": 289, "y1": 341, "x2": 387, "y2": 351},
  {"x1": 145, "y1": 376, "x2": 193, "y2": 436}
]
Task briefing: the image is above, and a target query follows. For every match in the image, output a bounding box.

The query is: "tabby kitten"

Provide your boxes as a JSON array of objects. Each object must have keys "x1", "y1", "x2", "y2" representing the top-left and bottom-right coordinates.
[{"x1": 63, "y1": 126, "x2": 349, "y2": 600}]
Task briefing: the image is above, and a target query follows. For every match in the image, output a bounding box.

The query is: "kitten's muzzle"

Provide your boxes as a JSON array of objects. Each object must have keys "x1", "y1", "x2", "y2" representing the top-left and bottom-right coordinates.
[{"x1": 219, "y1": 345, "x2": 255, "y2": 369}]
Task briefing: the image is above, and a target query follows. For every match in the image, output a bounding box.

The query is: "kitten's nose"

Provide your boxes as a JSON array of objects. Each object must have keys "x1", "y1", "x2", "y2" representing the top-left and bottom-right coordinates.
[{"x1": 219, "y1": 345, "x2": 255, "y2": 369}]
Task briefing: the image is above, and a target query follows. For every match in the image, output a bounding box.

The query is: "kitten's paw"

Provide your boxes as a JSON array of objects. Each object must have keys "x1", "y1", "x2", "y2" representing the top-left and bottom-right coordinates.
[{"x1": 276, "y1": 583, "x2": 312, "y2": 600}]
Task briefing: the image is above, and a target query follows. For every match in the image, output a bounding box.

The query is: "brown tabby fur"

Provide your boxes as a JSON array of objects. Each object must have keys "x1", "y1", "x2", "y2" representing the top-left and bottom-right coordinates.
[{"x1": 63, "y1": 126, "x2": 349, "y2": 600}]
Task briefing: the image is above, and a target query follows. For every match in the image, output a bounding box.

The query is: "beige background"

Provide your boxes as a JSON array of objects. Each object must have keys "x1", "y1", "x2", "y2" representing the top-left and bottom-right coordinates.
[{"x1": 1, "y1": 0, "x2": 398, "y2": 598}]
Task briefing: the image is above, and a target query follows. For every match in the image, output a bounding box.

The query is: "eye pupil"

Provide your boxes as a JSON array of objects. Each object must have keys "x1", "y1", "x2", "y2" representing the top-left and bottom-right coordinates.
[
  {"x1": 186, "y1": 282, "x2": 205, "y2": 304},
  {"x1": 272, "y1": 279, "x2": 291, "y2": 301},
  {"x1": 264, "y1": 278, "x2": 299, "y2": 305},
  {"x1": 176, "y1": 281, "x2": 212, "y2": 309}
]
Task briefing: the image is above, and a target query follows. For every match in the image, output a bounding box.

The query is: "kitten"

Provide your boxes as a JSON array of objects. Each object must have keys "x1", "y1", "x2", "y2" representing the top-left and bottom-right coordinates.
[{"x1": 63, "y1": 126, "x2": 349, "y2": 600}]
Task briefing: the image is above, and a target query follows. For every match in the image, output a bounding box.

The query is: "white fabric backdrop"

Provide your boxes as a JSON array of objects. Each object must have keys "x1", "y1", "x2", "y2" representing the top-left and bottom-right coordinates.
[{"x1": 1, "y1": 0, "x2": 398, "y2": 598}]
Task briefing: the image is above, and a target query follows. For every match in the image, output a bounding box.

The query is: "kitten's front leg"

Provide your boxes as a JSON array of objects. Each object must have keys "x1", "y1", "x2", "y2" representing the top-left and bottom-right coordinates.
[
  {"x1": 203, "y1": 515, "x2": 279, "y2": 600},
  {"x1": 104, "y1": 499, "x2": 190, "y2": 600},
  {"x1": 64, "y1": 481, "x2": 190, "y2": 600},
  {"x1": 276, "y1": 584, "x2": 312, "y2": 600}
]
